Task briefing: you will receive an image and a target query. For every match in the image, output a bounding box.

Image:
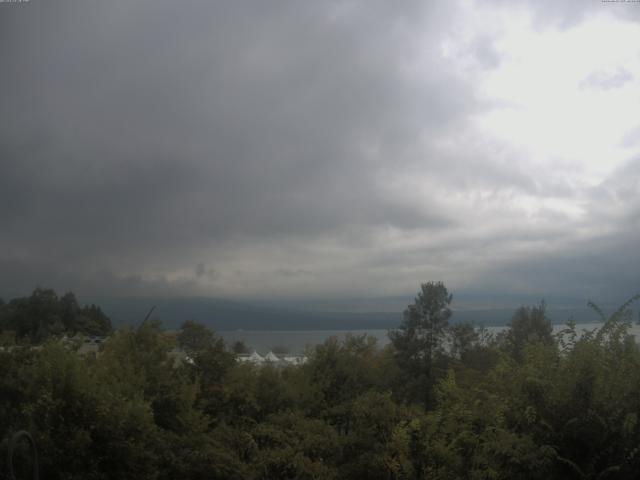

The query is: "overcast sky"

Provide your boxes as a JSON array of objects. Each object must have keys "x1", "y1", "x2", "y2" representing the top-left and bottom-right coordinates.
[{"x1": 1, "y1": 0, "x2": 639, "y2": 304}]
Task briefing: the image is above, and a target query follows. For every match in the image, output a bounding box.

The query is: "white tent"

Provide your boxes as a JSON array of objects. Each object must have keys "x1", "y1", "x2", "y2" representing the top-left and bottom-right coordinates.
[
  {"x1": 283, "y1": 355, "x2": 307, "y2": 365},
  {"x1": 250, "y1": 351, "x2": 264, "y2": 362},
  {"x1": 264, "y1": 351, "x2": 280, "y2": 362}
]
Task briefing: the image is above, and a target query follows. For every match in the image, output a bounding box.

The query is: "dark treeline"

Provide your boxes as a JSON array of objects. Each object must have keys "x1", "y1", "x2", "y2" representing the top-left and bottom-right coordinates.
[
  {"x1": 2, "y1": 283, "x2": 640, "y2": 479},
  {"x1": 0, "y1": 288, "x2": 112, "y2": 344}
]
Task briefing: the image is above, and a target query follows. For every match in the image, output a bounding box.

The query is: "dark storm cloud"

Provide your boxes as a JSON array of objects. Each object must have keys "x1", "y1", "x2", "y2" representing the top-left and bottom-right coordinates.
[
  {"x1": 0, "y1": 0, "x2": 473, "y2": 296},
  {"x1": 464, "y1": 156, "x2": 640, "y2": 301},
  {"x1": 1, "y1": 0, "x2": 639, "y2": 302},
  {"x1": 477, "y1": 230, "x2": 640, "y2": 302}
]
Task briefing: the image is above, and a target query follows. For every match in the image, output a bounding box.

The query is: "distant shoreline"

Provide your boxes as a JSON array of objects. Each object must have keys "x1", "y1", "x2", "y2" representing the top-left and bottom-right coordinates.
[{"x1": 218, "y1": 321, "x2": 636, "y2": 354}]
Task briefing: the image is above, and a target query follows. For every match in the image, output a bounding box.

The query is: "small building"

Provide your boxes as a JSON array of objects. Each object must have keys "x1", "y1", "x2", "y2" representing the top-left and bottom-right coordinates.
[
  {"x1": 237, "y1": 350, "x2": 265, "y2": 365},
  {"x1": 236, "y1": 350, "x2": 307, "y2": 367}
]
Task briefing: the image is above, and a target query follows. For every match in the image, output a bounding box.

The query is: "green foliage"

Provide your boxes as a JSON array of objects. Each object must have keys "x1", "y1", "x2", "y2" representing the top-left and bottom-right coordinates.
[
  {"x1": 177, "y1": 319, "x2": 217, "y2": 354},
  {"x1": 1, "y1": 343, "x2": 159, "y2": 479},
  {"x1": 502, "y1": 301, "x2": 553, "y2": 362},
  {"x1": 0, "y1": 289, "x2": 112, "y2": 344},
  {"x1": 2, "y1": 285, "x2": 640, "y2": 479},
  {"x1": 303, "y1": 334, "x2": 381, "y2": 418},
  {"x1": 76, "y1": 303, "x2": 112, "y2": 337},
  {"x1": 389, "y1": 281, "x2": 453, "y2": 406},
  {"x1": 249, "y1": 412, "x2": 339, "y2": 479},
  {"x1": 448, "y1": 321, "x2": 479, "y2": 360}
]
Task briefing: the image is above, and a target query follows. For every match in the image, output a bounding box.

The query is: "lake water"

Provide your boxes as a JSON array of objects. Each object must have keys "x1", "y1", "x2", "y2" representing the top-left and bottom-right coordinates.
[{"x1": 219, "y1": 322, "x2": 640, "y2": 354}]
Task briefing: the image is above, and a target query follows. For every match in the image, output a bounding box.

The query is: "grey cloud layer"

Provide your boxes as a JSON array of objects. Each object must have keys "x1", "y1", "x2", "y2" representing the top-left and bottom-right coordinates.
[{"x1": 1, "y1": 0, "x2": 639, "y2": 301}]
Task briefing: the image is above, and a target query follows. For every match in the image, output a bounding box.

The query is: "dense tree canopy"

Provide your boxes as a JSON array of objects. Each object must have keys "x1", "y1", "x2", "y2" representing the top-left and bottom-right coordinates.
[
  {"x1": 2, "y1": 285, "x2": 640, "y2": 479},
  {"x1": 0, "y1": 288, "x2": 112, "y2": 344},
  {"x1": 502, "y1": 301, "x2": 554, "y2": 362}
]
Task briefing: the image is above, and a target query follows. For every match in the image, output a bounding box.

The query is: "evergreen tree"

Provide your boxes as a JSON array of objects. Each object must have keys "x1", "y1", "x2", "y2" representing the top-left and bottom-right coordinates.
[{"x1": 389, "y1": 281, "x2": 452, "y2": 407}]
